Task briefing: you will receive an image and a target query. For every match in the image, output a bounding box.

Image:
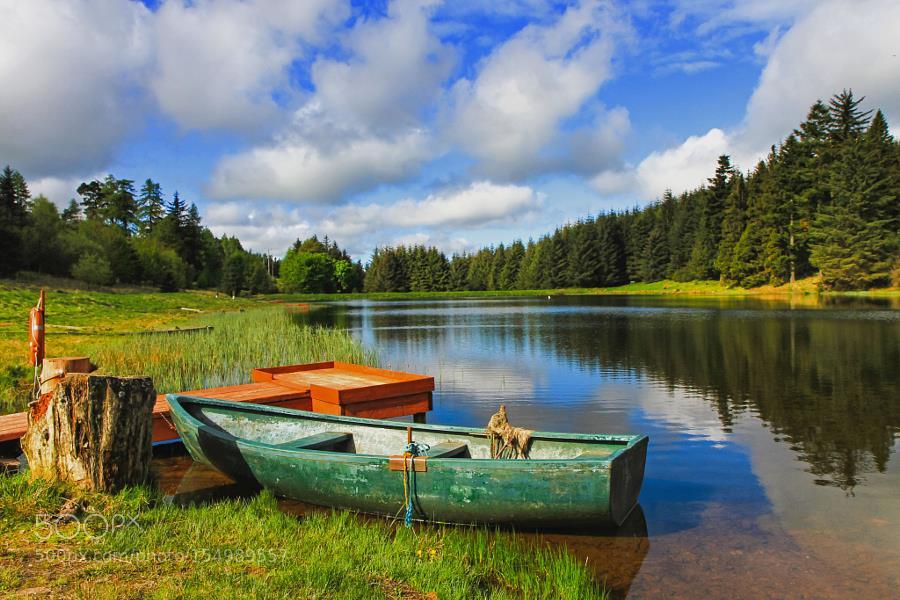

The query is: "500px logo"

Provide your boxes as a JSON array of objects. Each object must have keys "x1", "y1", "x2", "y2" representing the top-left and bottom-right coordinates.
[{"x1": 34, "y1": 513, "x2": 141, "y2": 541}]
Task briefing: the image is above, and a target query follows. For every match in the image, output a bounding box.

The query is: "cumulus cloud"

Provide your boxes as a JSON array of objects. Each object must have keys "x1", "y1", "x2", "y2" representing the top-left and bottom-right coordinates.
[
  {"x1": 312, "y1": 0, "x2": 454, "y2": 131},
  {"x1": 322, "y1": 181, "x2": 543, "y2": 233},
  {"x1": 0, "y1": 0, "x2": 151, "y2": 177},
  {"x1": 208, "y1": 0, "x2": 453, "y2": 202},
  {"x1": 150, "y1": 0, "x2": 348, "y2": 132},
  {"x1": 632, "y1": 128, "x2": 730, "y2": 196},
  {"x1": 740, "y1": 0, "x2": 900, "y2": 149},
  {"x1": 446, "y1": 0, "x2": 625, "y2": 179},
  {"x1": 203, "y1": 181, "x2": 541, "y2": 256},
  {"x1": 0, "y1": 0, "x2": 348, "y2": 176},
  {"x1": 203, "y1": 201, "x2": 315, "y2": 254},
  {"x1": 596, "y1": 0, "x2": 900, "y2": 200},
  {"x1": 208, "y1": 104, "x2": 431, "y2": 202}
]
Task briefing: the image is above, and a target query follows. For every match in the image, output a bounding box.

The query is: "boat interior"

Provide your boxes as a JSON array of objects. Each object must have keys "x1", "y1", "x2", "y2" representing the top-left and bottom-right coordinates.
[{"x1": 181, "y1": 396, "x2": 637, "y2": 461}]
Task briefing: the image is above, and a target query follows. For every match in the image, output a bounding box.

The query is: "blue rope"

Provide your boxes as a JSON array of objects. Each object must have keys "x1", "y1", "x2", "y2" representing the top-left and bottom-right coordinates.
[{"x1": 403, "y1": 441, "x2": 429, "y2": 527}]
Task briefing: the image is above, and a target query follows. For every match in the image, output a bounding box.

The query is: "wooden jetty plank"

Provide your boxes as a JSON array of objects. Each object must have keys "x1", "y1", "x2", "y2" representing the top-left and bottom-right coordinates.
[
  {"x1": 254, "y1": 361, "x2": 434, "y2": 405},
  {"x1": 0, "y1": 412, "x2": 27, "y2": 443},
  {"x1": 151, "y1": 382, "x2": 313, "y2": 444},
  {"x1": 310, "y1": 392, "x2": 432, "y2": 419},
  {"x1": 2, "y1": 362, "x2": 435, "y2": 445}
]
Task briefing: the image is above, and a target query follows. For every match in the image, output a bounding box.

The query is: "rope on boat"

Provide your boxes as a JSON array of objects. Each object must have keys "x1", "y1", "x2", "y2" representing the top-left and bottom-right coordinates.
[
  {"x1": 401, "y1": 439, "x2": 429, "y2": 527},
  {"x1": 486, "y1": 404, "x2": 533, "y2": 459}
]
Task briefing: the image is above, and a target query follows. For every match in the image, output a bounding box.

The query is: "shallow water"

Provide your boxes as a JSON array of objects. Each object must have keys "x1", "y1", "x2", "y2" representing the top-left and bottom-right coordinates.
[{"x1": 157, "y1": 295, "x2": 900, "y2": 598}]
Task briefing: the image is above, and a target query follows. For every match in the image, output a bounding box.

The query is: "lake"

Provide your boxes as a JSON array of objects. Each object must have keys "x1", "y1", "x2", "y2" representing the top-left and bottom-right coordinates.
[{"x1": 159, "y1": 295, "x2": 900, "y2": 598}]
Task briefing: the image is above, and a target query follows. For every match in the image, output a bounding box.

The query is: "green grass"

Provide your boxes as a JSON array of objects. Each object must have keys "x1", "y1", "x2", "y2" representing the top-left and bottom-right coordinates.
[
  {"x1": 269, "y1": 276, "x2": 898, "y2": 302},
  {"x1": 0, "y1": 308, "x2": 376, "y2": 414},
  {"x1": 93, "y1": 309, "x2": 378, "y2": 397},
  {"x1": 0, "y1": 474, "x2": 606, "y2": 599},
  {"x1": 266, "y1": 280, "x2": 742, "y2": 302}
]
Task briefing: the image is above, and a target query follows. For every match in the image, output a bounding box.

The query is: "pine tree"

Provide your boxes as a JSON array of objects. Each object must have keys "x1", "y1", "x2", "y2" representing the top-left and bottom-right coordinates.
[
  {"x1": 668, "y1": 191, "x2": 697, "y2": 279},
  {"x1": 515, "y1": 240, "x2": 541, "y2": 289},
  {"x1": 811, "y1": 109, "x2": 898, "y2": 288},
  {"x1": 624, "y1": 209, "x2": 652, "y2": 281},
  {"x1": 597, "y1": 218, "x2": 626, "y2": 286},
  {"x1": 548, "y1": 230, "x2": 569, "y2": 288},
  {"x1": 182, "y1": 203, "x2": 204, "y2": 271},
  {"x1": 0, "y1": 165, "x2": 30, "y2": 225},
  {"x1": 77, "y1": 180, "x2": 105, "y2": 220},
  {"x1": 499, "y1": 240, "x2": 525, "y2": 290},
  {"x1": 688, "y1": 155, "x2": 733, "y2": 279},
  {"x1": 448, "y1": 254, "x2": 470, "y2": 290},
  {"x1": 61, "y1": 199, "x2": 81, "y2": 224},
  {"x1": 139, "y1": 179, "x2": 165, "y2": 231},
  {"x1": 168, "y1": 191, "x2": 187, "y2": 228},
  {"x1": 488, "y1": 244, "x2": 507, "y2": 291},
  {"x1": 827, "y1": 89, "x2": 872, "y2": 144},
  {"x1": 567, "y1": 221, "x2": 602, "y2": 287},
  {"x1": 99, "y1": 176, "x2": 139, "y2": 233},
  {"x1": 715, "y1": 172, "x2": 747, "y2": 283}
]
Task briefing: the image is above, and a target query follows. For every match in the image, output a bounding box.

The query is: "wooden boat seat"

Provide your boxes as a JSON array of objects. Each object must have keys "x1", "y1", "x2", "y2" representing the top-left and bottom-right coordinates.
[
  {"x1": 426, "y1": 441, "x2": 469, "y2": 458},
  {"x1": 276, "y1": 431, "x2": 353, "y2": 451}
]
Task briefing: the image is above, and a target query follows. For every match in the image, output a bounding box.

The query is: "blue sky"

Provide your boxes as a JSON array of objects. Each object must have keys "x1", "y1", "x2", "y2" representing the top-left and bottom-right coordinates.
[{"x1": 2, "y1": 0, "x2": 898, "y2": 259}]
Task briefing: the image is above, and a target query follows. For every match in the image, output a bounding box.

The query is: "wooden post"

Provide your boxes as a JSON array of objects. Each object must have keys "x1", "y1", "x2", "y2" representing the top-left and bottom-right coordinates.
[{"x1": 22, "y1": 374, "x2": 155, "y2": 492}]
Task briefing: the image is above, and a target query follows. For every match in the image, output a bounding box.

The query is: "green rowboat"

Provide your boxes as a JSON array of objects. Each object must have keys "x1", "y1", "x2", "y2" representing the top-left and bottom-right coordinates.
[{"x1": 166, "y1": 395, "x2": 648, "y2": 526}]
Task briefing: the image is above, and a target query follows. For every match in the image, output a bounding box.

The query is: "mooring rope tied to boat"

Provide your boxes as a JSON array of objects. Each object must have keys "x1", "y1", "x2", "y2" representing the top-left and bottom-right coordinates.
[{"x1": 400, "y1": 428, "x2": 429, "y2": 527}]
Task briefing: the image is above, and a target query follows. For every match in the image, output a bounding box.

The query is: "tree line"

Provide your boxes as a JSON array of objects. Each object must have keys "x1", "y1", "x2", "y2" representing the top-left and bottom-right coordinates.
[
  {"x1": 2, "y1": 89, "x2": 896, "y2": 294},
  {"x1": 365, "y1": 90, "x2": 899, "y2": 292},
  {"x1": 0, "y1": 173, "x2": 276, "y2": 294}
]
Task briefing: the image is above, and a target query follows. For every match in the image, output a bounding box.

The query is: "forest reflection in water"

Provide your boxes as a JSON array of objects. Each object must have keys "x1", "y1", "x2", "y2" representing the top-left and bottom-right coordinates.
[
  {"x1": 286, "y1": 294, "x2": 899, "y2": 597},
  {"x1": 303, "y1": 295, "x2": 899, "y2": 492}
]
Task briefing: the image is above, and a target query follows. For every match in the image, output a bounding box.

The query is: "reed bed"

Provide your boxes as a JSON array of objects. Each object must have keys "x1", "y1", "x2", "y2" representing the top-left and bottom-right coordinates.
[{"x1": 92, "y1": 309, "x2": 378, "y2": 394}]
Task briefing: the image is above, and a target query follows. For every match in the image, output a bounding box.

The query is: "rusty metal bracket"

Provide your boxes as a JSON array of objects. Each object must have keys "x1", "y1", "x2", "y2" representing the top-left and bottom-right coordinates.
[{"x1": 389, "y1": 455, "x2": 428, "y2": 472}]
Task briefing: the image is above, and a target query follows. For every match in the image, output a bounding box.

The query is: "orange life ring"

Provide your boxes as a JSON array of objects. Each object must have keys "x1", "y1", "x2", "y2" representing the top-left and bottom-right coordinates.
[{"x1": 29, "y1": 291, "x2": 45, "y2": 367}]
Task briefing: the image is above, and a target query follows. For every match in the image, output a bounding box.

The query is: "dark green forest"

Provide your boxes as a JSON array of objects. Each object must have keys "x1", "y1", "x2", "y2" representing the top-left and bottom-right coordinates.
[
  {"x1": 0, "y1": 172, "x2": 281, "y2": 294},
  {"x1": 1, "y1": 90, "x2": 897, "y2": 293},
  {"x1": 365, "y1": 91, "x2": 899, "y2": 292}
]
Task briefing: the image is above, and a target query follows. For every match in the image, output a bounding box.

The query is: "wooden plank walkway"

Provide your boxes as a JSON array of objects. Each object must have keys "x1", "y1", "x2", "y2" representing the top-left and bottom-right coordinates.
[{"x1": 1, "y1": 362, "x2": 434, "y2": 445}]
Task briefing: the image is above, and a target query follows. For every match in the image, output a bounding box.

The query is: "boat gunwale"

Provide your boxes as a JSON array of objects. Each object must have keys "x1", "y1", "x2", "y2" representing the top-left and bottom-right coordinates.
[{"x1": 167, "y1": 394, "x2": 647, "y2": 465}]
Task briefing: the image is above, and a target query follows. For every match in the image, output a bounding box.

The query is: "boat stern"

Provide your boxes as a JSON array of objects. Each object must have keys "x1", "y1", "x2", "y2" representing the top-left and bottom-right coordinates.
[{"x1": 608, "y1": 435, "x2": 649, "y2": 526}]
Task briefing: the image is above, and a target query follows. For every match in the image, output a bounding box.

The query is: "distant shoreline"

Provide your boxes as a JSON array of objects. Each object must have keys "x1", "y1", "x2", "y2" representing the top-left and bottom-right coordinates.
[{"x1": 267, "y1": 277, "x2": 899, "y2": 302}]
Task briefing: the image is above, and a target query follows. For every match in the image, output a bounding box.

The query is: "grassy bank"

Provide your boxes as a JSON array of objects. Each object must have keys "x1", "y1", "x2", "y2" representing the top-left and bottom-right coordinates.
[
  {"x1": 270, "y1": 276, "x2": 899, "y2": 302},
  {"x1": 0, "y1": 474, "x2": 605, "y2": 598},
  {"x1": 1, "y1": 307, "x2": 375, "y2": 415}
]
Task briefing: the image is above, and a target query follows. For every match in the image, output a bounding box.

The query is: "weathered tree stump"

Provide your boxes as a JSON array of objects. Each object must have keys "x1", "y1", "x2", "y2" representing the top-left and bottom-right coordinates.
[
  {"x1": 39, "y1": 356, "x2": 95, "y2": 395},
  {"x1": 22, "y1": 374, "x2": 155, "y2": 492}
]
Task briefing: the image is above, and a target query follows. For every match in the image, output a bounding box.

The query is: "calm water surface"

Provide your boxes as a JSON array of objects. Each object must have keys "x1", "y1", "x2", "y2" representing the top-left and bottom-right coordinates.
[{"x1": 157, "y1": 296, "x2": 900, "y2": 598}]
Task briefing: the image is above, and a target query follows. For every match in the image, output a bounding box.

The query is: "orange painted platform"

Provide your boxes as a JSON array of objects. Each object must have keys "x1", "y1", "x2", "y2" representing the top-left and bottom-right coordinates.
[{"x1": 0, "y1": 362, "x2": 434, "y2": 445}]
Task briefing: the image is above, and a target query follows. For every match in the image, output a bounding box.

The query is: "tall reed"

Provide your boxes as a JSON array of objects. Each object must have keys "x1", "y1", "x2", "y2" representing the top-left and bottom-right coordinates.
[{"x1": 93, "y1": 309, "x2": 378, "y2": 394}]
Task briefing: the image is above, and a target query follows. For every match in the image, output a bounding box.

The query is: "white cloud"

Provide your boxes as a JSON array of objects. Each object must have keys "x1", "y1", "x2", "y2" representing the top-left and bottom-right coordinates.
[
  {"x1": 203, "y1": 201, "x2": 315, "y2": 254},
  {"x1": 598, "y1": 0, "x2": 900, "y2": 200},
  {"x1": 208, "y1": 105, "x2": 431, "y2": 203},
  {"x1": 323, "y1": 181, "x2": 543, "y2": 232},
  {"x1": 208, "y1": 0, "x2": 454, "y2": 203},
  {"x1": 203, "y1": 181, "x2": 541, "y2": 257},
  {"x1": 633, "y1": 128, "x2": 730, "y2": 197},
  {"x1": 446, "y1": 0, "x2": 625, "y2": 178},
  {"x1": 312, "y1": 0, "x2": 454, "y2": 131},
  {"x1": 0, "y1": 0, "x2": 151, "y2": 177},
  {"x1": 740, "y1": 0, "x2": 900, "y2": 149},
  {"x1": 669, "y1": 0, "x2": 819, "y2": 32},
  {"x1": 150, "y1": 0, "x2": 348, "y2": 132}
]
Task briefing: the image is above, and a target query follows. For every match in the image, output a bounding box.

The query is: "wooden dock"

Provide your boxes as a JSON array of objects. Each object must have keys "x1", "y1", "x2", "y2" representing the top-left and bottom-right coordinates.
[{"x1": 2, "y1": 361, "x2": 434, "y2": 445}]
